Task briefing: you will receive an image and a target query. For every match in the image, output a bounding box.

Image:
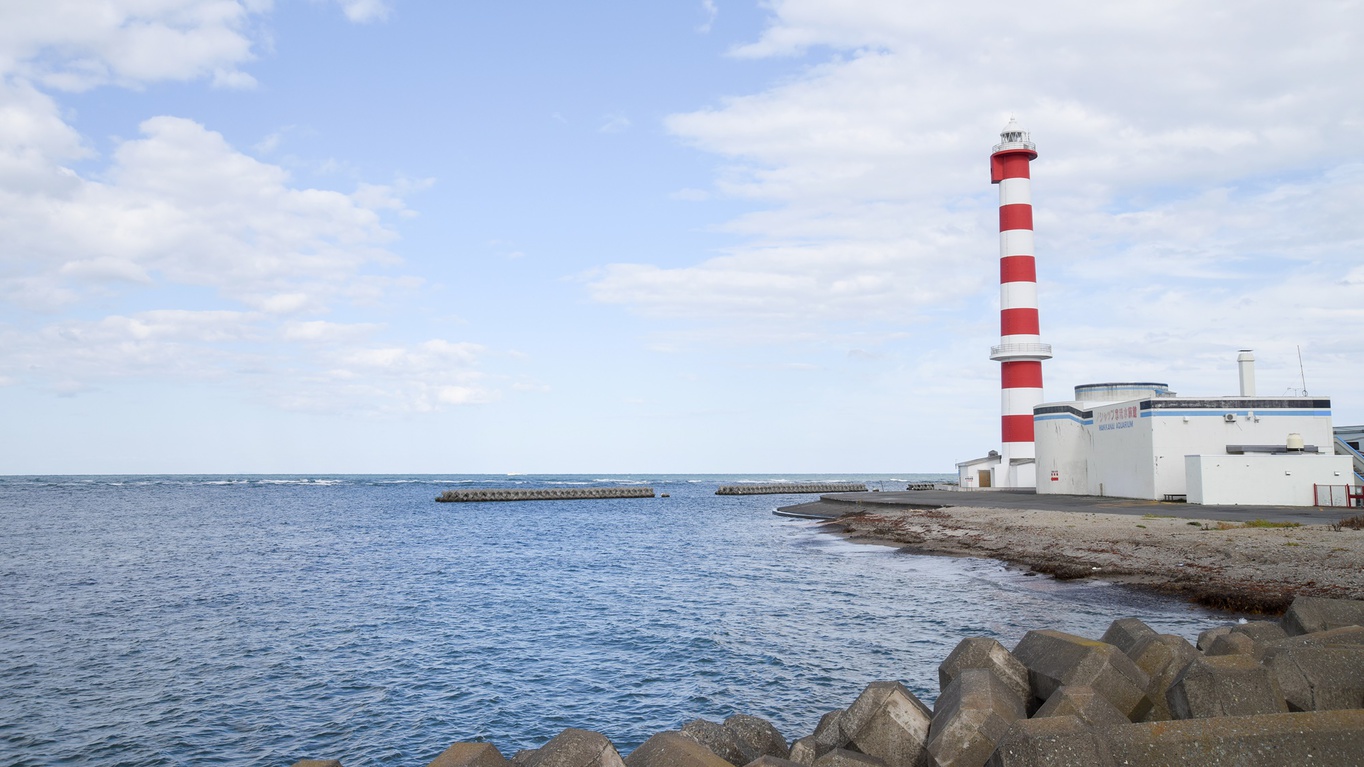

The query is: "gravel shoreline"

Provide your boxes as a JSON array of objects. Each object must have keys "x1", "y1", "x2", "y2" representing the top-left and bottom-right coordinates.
[{"x1": 825, "y1": 505, "x2": 1364, "y2": 614}]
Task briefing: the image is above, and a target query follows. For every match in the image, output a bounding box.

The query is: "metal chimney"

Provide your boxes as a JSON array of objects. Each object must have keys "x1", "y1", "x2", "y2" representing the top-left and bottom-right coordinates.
[{"x1": 1237, "y1": 350, "x2": 1256, "y2": 397}]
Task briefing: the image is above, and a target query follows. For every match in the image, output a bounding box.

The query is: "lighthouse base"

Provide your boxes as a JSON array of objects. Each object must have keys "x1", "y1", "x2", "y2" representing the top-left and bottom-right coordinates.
[
  {"x1": 954, "y1": 451, "x2": 1036, "y2": 490},
  {"x1": 1002, "y1": 458, "x2": 1037, "y2": 489}
]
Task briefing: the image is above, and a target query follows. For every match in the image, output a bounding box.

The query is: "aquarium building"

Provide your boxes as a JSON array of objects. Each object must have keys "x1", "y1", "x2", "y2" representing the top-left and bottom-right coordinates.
[{"x1": 1032, "y1": 353, "x2": 1353, "y2": 505}]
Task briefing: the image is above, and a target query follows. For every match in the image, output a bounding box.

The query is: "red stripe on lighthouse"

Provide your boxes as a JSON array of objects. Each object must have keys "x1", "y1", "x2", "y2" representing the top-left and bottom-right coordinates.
[
  {"x1": 1000, "y1": 256, "x2": 1037, "y2": 283},
  {"x1": 999, "y1": 204, "x2": 1033, "y2": 232},
  {"x1": 990, "y1": 152, "x2": 1033, "y2": 183},
  {"x1": 1002, "y1": 414, "x2": 1034, "y2": 443},
  {"x1": 1002, "y1": 360, "x2": 1043, "y2": 389},
  {"x1": 1000, "y1": 308, "x2": 1040, "y2": 336}
]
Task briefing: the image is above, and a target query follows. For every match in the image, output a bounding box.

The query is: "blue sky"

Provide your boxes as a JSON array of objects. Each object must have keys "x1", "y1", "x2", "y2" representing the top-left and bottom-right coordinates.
[{"x1": 1, "y1": 1, "x2": 1361, "y2": 474}]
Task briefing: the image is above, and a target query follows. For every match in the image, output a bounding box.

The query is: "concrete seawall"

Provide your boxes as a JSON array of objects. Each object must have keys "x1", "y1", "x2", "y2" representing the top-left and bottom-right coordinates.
[
  {"x1": 436, "y1": 487, "x2": 656, "y2": 502},
  {"x1": 716, "y1": 483, "x2": 868, "y2": 496}
]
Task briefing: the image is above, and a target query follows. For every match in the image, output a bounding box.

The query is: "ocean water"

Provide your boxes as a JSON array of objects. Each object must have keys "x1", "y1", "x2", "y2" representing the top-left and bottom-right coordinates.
[{"x1": 0, "y1": 474, "x2": 1229, "y2": 766}]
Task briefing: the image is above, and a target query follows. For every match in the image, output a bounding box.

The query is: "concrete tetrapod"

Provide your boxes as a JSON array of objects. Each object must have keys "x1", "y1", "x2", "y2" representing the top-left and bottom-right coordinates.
[
  {"x1": 1281, "y1": 595, "x2": 1364, "y2": 636},
  {"x1": 680, "y1": 715, "x2": 790, "y2": 766},
  {"x1": 938, "y1": 638, "x2": 1030, "y2": 708},
  {"x1": 813, "y1": 748, "x2": 887, "y2": 767},
  {"x1": 788, "y1": 737, "x2": 820, "y2": 766},
  {"x1": 625, "y1": 731, "x2": 734, "y2": 767},
  {"x1": 1196, "y1": 625, "x2": 1234, "y2": 652},
  {"x1": 1010, "y1": 630, "x2": 1151, "y2": 719},
  {"x1": 681, "y1": 719, "x2": 748, "y2": 766},
  {"x1": 790, "y1": 710, "x2": 850, "y2": 766},
  {"x1": 723, "y1": 714, "x2": 791, "y2": 763},
  {"x1": 1261, "y1": 645, "x2": 1364, "y2": 711},
  {"x1": 812, "y1": 710, "x2": 846, "y2": 752},
  {"x1": 1229, "y1": 620, "x2": 1288, "y2": 646},
  {"x1": 926, "y1": 668, "x2": 1025, "y2": 767},
  {"x1": 1164, "y1": 655, "x2": 1288, "y2": 719},
  {"x1": 1204, "y1": 632, "x2": 1256, "y2": 657},
  {"x1": 426, "y1": 743, "x2": 512, "y2": 767},
  {"x1": 986, "y1": 710, "x2": 1364, "y2": 767},
  {"x1": 745, "y1": 758, "x2": 807, "y2": 767},
  {"x1": 1031, "y1": 686, "x2": 1127, "y2": 729},
  {"x1": 1255, "y1": 624, "x2": 1364, "y2": 659},
  {"x1": 839, "y1": 681, "x2": 933, "y2": 767},
  {"x1": 1122, "y1": 633, "x2": 1199, "y2": 722},
  {"x1": 983, "y1": 716, "x2": 1105, "y2": 767},
  {"x1": 522, "y1": 729, "x2": 626, "y2": 767},
  {"x1": 1097, "y1": 618, "x2": 1157, "y2": 656}
]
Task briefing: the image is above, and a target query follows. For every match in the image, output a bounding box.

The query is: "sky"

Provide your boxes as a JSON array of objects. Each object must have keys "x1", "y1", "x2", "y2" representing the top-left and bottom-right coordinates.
[{"x1": 0, "y1": 1, "x2": 1361, "y2": 474}]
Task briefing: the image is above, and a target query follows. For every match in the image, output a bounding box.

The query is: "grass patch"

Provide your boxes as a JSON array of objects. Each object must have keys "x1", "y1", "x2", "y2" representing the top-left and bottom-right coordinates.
[
  {"x1": 1339, "y1": 514, "x2": 1364, "y2": 530},
  {"x1": 1142, "y1": 513, "x2": 1175, "y2": 519},
  {"x1": 1136, "y1": 524, "x2": 1147, "y2": 529},
  {"x1": 1205, "y1": 519, "x2": 1303, "y2": 530},
  {"x1": 1187, "y1": 521, "x2": 1201, "y2": 526},
  {"x1": 1285, "y1": 542, "x2": 1301, "y2": 546}
]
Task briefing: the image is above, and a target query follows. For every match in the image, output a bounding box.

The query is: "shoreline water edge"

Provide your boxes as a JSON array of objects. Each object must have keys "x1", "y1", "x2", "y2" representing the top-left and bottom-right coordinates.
[{"x1": 793, "y1": 498, "x2": 1364, "y2": 614}]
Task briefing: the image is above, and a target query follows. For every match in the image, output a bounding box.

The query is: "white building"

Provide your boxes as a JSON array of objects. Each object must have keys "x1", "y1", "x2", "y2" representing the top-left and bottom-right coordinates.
[
  {"x1": 1033, "y1": 354, "x2": 1354, "y2": 505},
  {"x1": 956, "y1": 451, "x2": 1002, "y2": 489}
]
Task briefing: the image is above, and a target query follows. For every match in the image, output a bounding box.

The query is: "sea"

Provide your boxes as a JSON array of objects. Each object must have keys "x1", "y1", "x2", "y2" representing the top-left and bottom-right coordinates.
[{"x1": 0, "y1": 474, "x2": 1230, "y2": 766}]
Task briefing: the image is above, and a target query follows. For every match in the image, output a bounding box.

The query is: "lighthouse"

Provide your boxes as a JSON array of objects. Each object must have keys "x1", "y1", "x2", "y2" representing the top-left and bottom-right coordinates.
[{"x1": 989, "y1": 118, "x2": 1051, "y2": 488}]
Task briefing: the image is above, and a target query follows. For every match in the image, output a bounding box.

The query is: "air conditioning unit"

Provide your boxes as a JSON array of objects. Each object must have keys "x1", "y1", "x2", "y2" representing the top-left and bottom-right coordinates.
[{"x1": 1224, "y1": 413, "x2": 1237, "y2": 422}]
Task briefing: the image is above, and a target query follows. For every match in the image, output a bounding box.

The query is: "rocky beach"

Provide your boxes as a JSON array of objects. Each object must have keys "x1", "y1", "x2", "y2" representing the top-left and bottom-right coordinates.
[{"x1": 814, "y1": 502, "x2": 1364, "y2": 614}]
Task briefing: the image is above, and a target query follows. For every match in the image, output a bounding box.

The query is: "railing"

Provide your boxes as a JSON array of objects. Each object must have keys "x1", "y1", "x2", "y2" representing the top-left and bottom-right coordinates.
[
  {"x1": 990, "y1": 342, "x2": 1053, "y2": 360},
  {"x1": 992, "y1": 140, "x2": 1036, "y2": 153},
  {"x1": 1335, "y1": 436, "x2": 1364, "y2": 478},
  {"x1": 1313, "y1": 484, "x2": 1364, "y2": 507}
]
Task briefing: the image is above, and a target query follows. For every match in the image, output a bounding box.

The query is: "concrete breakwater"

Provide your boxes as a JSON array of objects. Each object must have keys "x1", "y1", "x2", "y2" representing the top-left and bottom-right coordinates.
[
  {"x1": 716, "y1": 483, "x2": 868, "y2": 496},
  {"x1": 436, "y1": 487, "x2": 656, "y2": 502},
  {"x1": 294, "y1": 595, "x2": 1364, "y2": 767}
]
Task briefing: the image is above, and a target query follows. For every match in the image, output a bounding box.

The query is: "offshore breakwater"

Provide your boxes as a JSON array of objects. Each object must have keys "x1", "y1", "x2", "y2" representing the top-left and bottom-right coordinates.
[
  {"x1": 716, "y1": 483, "x2": 868, "y2": 496},
  {"x1": 299, "y1": 595, "x2": 1364, "y2": 767},
  {"x1": 437, "y1": 486, "x2": 656, "y2": 502},
  {"x1": 1, "y1": 474, "x2": 1229, "y2": 766}
]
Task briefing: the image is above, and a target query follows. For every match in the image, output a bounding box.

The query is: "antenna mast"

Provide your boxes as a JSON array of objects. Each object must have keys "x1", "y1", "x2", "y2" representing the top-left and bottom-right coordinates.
[{"x1": 1297, "y1": 345, "x2": 1308, "y2": 396}]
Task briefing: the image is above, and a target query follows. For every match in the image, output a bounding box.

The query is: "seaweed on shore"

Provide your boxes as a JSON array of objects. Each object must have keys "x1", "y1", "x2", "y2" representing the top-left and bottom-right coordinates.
[
  {"x1": 1160, "y1": 583, "x2": 1293, "y2": 616},
  {"x1": 1024, "y1": 560, "x2": 1097, "y2": 581}
]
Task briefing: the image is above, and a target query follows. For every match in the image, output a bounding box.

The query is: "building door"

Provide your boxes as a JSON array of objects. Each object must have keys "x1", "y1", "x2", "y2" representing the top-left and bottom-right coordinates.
[{"x1": 979, "y1": 470, "x2": 992, "y2": 488}]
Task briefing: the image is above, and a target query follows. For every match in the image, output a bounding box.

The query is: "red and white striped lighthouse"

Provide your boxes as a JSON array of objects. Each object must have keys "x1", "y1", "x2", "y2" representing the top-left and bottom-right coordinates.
[{"x1": 988, "y1": 118, "x2": 1051, "y2": 488}]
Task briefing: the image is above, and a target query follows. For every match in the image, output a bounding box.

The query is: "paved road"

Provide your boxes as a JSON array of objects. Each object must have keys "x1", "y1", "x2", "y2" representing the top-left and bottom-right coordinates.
[{"x1": 777, "y1": 488, "x2": 1362, "y2": 525}]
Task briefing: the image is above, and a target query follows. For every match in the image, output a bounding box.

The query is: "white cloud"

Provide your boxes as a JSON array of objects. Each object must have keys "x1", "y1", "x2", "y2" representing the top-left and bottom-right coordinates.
[
  {"x1": 0, "y1": 3, "x2": 503, "y2": 416},
  {"x1": 281, "y1": 320, "x2": 380, "y2": 343},
  {"x1": 589, "y1": 0, "x2": 1364, "y2": 397},
  {"x1": 599, "y1": 112, "x2": 632, "y2": 134},
  {"x1": 0, "y1": 100, "x2": 493, "y2": 411},
  {"x1": 0, "y1": 310, "x2": 495, "y2": 413},
  {"x1": 0, "y1": 1, "x2": 389, "y2": 89},
  {"x1": 0, "y1": 0, "x2": 263, "y2": 89},
  {"x1": 0, "y1": 110, "x2": 408, "y2": 311},
  {"x1": 283, "y1": 338, "x2": 496, "y2": 413},
  {"x1": 698, "y1": 0, "x2": 718, "y2": 33},
  {"x1": 333, "y1": 0, "x2": 391, "y2": 23}
]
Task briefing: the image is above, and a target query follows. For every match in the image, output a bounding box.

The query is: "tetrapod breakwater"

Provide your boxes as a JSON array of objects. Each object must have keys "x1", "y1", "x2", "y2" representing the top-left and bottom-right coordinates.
[
  {"x1": 436, "y1": 487, "x2": 656, "y2": 502},
  {"x1": 715, "y1": 483, "x2": 868, "y2": 496},
  {"x1": 292, "y1": 595, "x2": 1364, "y2": 767}
]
